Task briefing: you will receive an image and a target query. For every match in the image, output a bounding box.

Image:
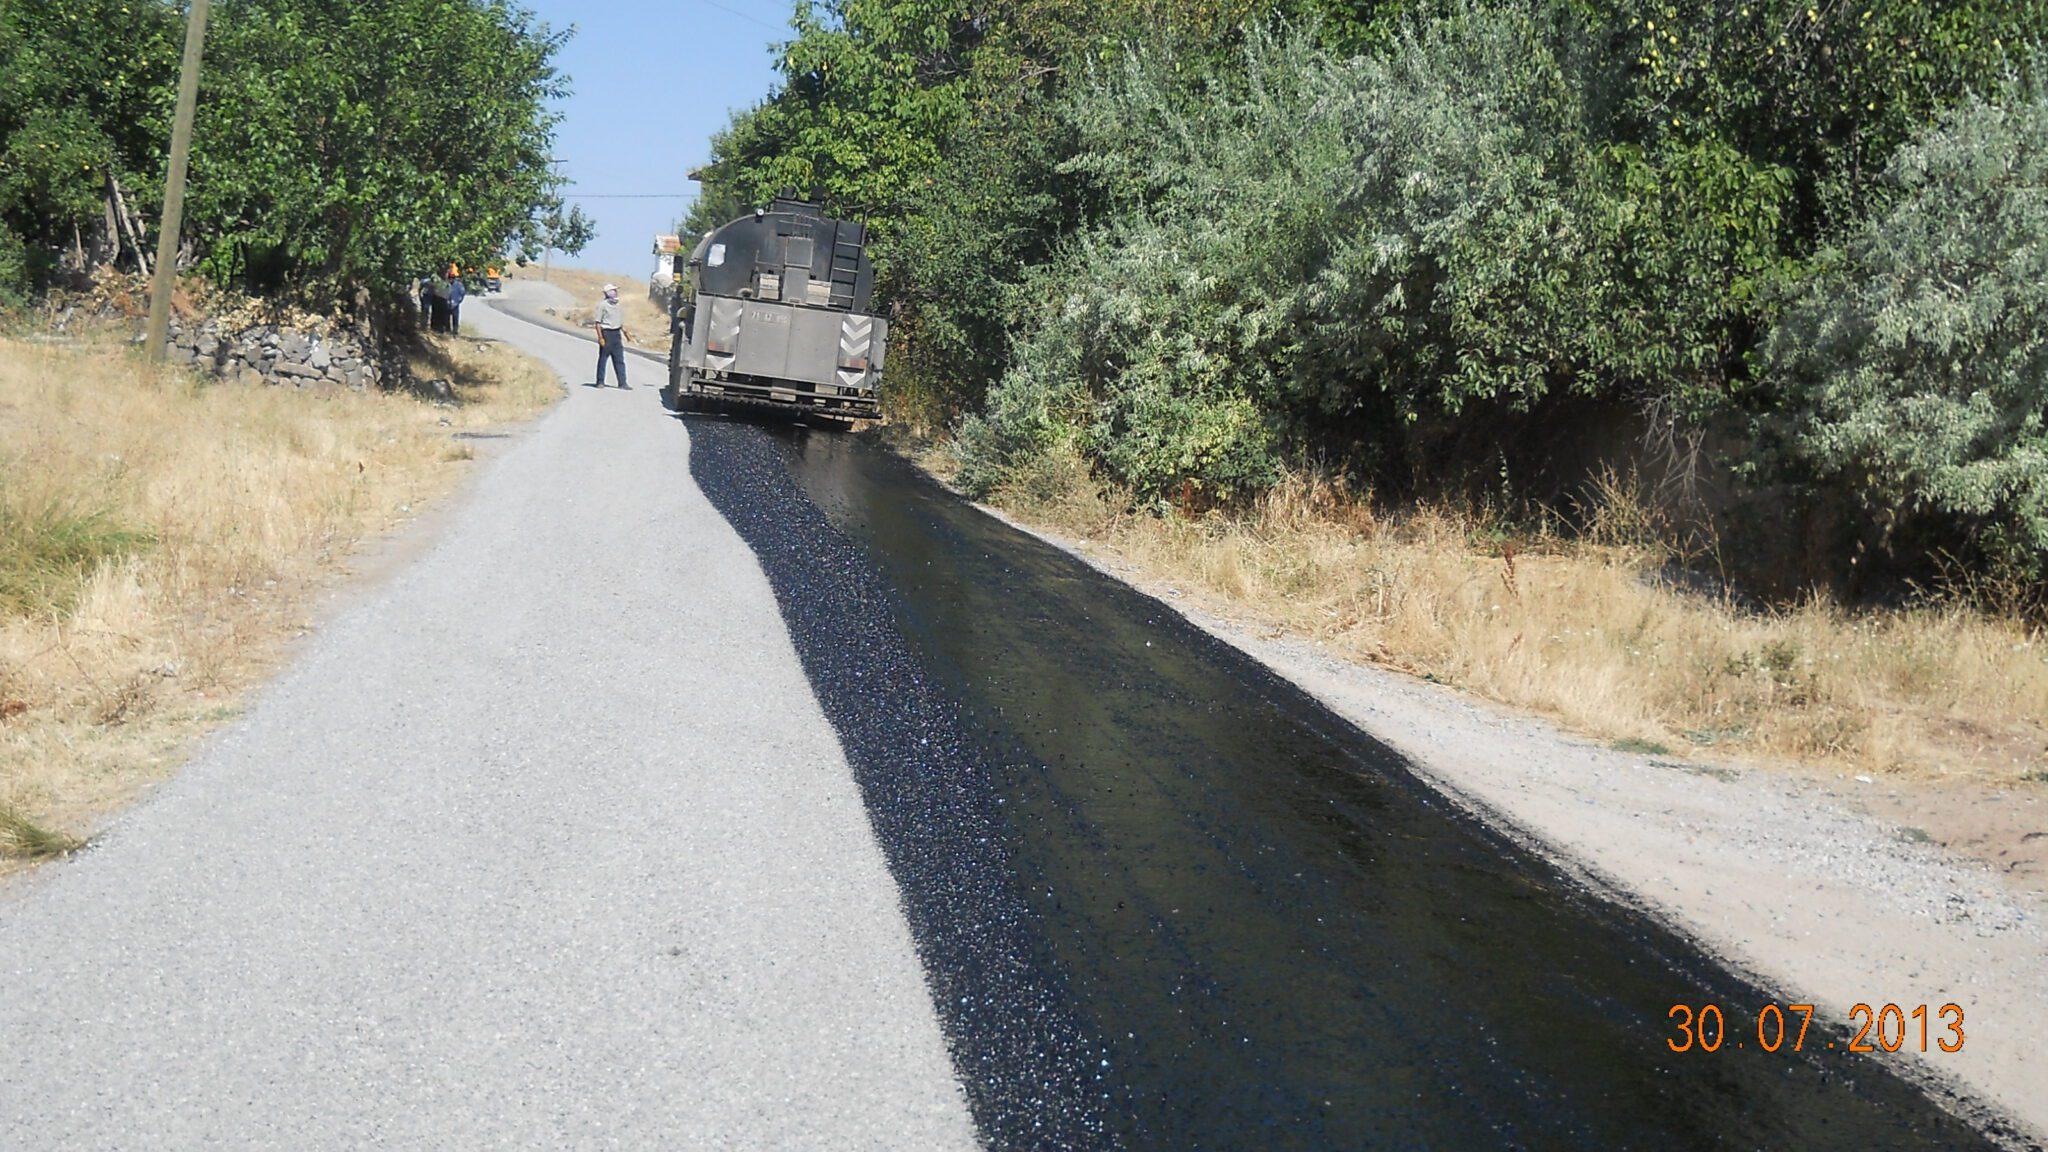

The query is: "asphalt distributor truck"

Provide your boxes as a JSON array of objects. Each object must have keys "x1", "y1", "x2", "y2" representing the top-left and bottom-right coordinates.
[{"x1": 662, "y1": 198, "x2": 885, "y2": 420}]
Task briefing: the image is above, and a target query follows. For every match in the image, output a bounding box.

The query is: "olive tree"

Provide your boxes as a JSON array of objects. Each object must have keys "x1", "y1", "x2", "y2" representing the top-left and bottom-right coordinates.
[{"x1": 1770, "y1": 68, "x2": 2048, "y2": 574}]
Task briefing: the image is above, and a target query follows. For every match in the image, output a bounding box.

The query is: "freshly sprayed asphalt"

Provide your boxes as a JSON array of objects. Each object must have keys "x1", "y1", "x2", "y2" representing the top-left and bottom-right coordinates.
[
  {"x1": 686, "y1": 422, "x2": 2011, "y2": 1151},
  {"x1": 0, "y1": 296, "x2": 976, "y2": 1150}
]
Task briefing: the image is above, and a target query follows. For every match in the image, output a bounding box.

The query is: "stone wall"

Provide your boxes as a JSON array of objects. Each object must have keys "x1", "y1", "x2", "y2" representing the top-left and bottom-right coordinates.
[
  {"x1": 163, "y1": 315, "x2": 400, "y2": 390},
  {"x1": 30, "y1": 269, "x2": 417, "y2": 392}
]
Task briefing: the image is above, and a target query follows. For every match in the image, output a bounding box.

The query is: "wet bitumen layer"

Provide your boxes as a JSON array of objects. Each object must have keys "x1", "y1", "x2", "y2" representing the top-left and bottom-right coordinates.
[
  {"x1": 684, "y1": 418, "x2": 1116, "y2": 1149},
  {"x1": 683, "y1": 415, "x2": 2000, "y2": 1152}
]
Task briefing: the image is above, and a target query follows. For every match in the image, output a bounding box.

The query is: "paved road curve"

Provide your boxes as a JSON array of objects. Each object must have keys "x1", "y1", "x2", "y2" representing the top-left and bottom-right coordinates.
[{"x1": 0, "y1": 294, "x2": 977, "y2": 1149}]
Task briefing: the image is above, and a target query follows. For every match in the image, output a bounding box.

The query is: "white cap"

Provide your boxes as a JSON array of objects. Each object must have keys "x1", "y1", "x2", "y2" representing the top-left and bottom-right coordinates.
[{"x1": 603, "y1": 283, "x2": 618, "y2": 293}]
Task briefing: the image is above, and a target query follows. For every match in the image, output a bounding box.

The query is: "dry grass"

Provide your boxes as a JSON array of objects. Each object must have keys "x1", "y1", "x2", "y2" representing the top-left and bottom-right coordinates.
[
  {"x1": 510, "y1": 265, "x2": 670, "y2": 352},
  {"x1": 0, "y1": 331, "x2": 559, "y2": 868},
  {"x1": 964, "y1": 443, "x2": 2048, "y2": 783}
]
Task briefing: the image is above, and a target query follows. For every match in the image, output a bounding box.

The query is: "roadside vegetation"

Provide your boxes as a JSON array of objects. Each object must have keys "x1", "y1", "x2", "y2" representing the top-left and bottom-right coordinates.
[
  {"x1": 697, "y1": 0, "x2": 2048, "y2": 780},
  {"x1": 954, "y1": 445, "x2": 2048, "y2": 781},
  {"x1": 0, "y1": 331, "x2": 558, "y2": 867},
  {"x1": 1, "y1": 0, "x2": 573, "y2": 310}
]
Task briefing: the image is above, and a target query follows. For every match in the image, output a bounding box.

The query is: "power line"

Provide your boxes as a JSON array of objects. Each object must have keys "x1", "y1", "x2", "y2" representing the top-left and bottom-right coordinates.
[
  {"x1": 560, "y1": 193, "x2": 692, "y2": 199},
  {"x1": 687, "y1": 0, "x2": 787, "y2": 32}
]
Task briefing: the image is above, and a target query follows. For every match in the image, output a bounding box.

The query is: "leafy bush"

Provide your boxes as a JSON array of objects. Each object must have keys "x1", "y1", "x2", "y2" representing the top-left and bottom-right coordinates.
[
  {"x1": 959, "y1": 225, "x2": 1284, "y2": 502},
  {"x1": 952, "y1": 330, "x2": 1087, "y2": 500},
  {"x1": 0, "y1": 225, "x2": 29, "y2": 309},
  {"x1": 967, "y1": 8, "x2": 1732, "y2": 499},
  {"x1": 1285, "y1": 5, "x2": 1611, "y2": 420},
  {"x1": 1770, "y1": 69, "x2": 2048, "y2": 575}
]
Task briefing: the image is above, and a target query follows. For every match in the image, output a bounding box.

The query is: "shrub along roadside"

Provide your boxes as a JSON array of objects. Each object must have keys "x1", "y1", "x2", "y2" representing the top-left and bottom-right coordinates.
[
  {"x1": 954, "y1": 14, "x2": 2048, "y2": 595},
  {"x1": 694, "y1": 0, "x2": 2048, "y2": 604},
  {"x1": 0, "y1": 331, "x2": 560, "y2": 867},
  {"x1": 1769, "y1": 69, "x2": 2048, "y2": 591},
  {"x1": 959, "y1": 11, "x2": 1637, "y2": 505}
]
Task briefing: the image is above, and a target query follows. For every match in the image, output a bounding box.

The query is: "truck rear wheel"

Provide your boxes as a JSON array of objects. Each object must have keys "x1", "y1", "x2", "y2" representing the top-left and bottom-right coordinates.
[{"x1": 663, "y1": 366, "x2": 695, "y2": 413}]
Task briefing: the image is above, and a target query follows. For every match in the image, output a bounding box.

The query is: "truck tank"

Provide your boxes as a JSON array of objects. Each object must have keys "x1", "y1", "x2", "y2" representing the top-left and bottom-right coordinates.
[{"x1": 663, "y1": 198, "x2": 885, "y2": 420}]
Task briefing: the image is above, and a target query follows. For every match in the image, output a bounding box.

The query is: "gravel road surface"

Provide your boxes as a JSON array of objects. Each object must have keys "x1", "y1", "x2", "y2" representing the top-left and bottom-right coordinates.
[{"x1": 0, "y1": 292, "x2": 977, "y2": 1150}]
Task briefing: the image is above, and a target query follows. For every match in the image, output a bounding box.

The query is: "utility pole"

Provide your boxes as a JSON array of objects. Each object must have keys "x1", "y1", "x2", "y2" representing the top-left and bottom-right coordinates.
[
  {"x1": 541, "y1": 157, "x2": 567, "y2": 283},
  {"x1": 144, "y1": 0, "x2": 212, "y2": 362}
]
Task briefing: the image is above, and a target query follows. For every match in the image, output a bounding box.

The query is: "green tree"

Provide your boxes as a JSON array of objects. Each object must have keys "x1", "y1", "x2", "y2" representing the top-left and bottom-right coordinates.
[
  {"x1": 517, "y1": 195, "x2": 596, "y2": 263},
  {"x1": 188, "y1": 0, "x2": 568, "y2": 306},
  {"x1": 0, "y1": 0, "x2": 181, "y2": 276},
  {"x1": 0, "y1": 0, "x2": 569, "y2": 308},
  {"x1": 1590, "y1": 0, "x2": 2046, "y2": 244},
  {"x1": 1769, "y1": 69, "x2": 2048, "y2": 577}
]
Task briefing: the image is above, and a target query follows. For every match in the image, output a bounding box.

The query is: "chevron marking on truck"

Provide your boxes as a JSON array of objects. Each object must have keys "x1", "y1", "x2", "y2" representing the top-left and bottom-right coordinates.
[
  {"x1": 707, "y1": 298, "x2": 744, "y2": 355},
  {"x1": 838, "y1": 316, "x2": 873, "y2": 370}
]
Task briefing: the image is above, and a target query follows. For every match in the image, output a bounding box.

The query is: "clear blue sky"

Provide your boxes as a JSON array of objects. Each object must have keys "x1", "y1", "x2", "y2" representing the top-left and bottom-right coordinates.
[{"x1": 525, "y1": 0, "x2": 791, "y2": 276}]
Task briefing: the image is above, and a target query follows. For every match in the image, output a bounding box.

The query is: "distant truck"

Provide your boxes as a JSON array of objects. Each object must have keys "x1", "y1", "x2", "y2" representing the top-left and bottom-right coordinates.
[{"x1": 662, "y1": 198, "x2": 885, "y2": 420}]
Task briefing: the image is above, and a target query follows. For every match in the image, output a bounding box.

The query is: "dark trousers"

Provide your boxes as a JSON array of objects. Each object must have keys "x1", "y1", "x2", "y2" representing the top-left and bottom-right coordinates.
[
  {"x1": 448, "y1": 302, "x2": 462, "y2": 336},
  {"x1": 596, "y1": 328, "x2": 627, "y2": 386}
]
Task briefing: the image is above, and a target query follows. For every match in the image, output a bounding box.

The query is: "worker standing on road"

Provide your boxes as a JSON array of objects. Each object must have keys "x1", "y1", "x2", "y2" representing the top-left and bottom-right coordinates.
[
  {"x1": 593, "y1": 284, "x2": 630, "y2": 389},
  {"x1": 447, "y1": 272, "x2": 467, "y2": 336}
]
